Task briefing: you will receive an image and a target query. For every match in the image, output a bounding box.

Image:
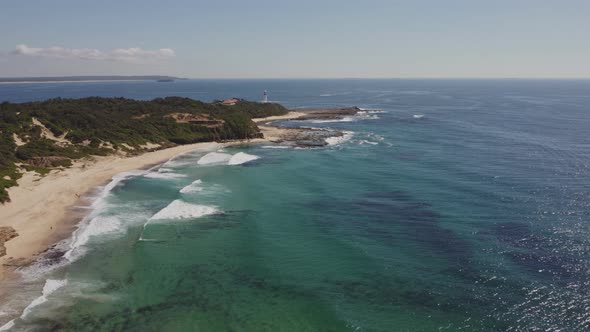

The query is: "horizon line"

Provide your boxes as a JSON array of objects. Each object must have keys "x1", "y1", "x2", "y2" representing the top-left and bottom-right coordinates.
[{"x1": 2, "y1": 75, "x2": 590, "y2": 81}]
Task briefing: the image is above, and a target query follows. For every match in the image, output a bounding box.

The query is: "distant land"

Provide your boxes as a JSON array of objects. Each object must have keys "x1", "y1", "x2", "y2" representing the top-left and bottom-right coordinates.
[{"x1": 0, "y1": 76, "x2": 185, "y2": 83}]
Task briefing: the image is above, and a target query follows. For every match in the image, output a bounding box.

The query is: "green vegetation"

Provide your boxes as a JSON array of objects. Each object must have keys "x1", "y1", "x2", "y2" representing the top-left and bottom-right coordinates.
[{"x1": 0, "y1": 97, "x2": 288, "y2": 203}]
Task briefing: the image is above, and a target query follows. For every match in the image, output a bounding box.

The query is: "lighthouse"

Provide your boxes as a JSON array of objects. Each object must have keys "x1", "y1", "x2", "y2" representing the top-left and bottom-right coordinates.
[{"x1": 262, "y1": 90, "x2": 268, "y2": 103}]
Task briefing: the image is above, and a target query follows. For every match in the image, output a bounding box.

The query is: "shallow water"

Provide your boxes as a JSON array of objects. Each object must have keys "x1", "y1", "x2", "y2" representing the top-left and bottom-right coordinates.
[{"x1": 1, "y1": 79, "x2": 590, "y2": 331}]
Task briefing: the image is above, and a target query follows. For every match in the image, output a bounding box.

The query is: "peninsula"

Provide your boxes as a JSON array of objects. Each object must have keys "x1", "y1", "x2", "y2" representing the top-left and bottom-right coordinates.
[{"x1": 0, "y1": 97, "x2": 288, "y2": 204}]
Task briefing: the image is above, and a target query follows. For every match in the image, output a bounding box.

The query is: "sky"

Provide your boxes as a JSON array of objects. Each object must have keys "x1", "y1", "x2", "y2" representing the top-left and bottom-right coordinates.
[{"x1": 0, "y1": 0, "x2": 589, "y2": 78}]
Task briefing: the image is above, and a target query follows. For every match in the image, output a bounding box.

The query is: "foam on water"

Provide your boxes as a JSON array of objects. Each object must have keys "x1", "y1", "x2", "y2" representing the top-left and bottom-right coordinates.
[
  {"x1": 65, "y1": 216, "x2": 122, "y2": 259},
  {"x1": 310, "y1": 117, "x2": 356, "y2": 124},
  {"x1": 357, "y1": 108, "x2": 384, "y2": 113},
  {"x1": 413, "y1": 114, "x2": 425, "y2": 119},
  {"x1": 0, "y1": 321, "x2": 14, "y2": 331},
  {"x1": 180, "y1": 180, "x2": 203, "y2": 194},
  {"x1": 160, "y1": 144, "x2": 221, "y2": 168},
  {"x1": 359, "y1": 140, "x2": 379, "y2": 145},
  {"x1": 227, "y1": 152, "x2": 260, "y2": 165},
  {"x1": 20, "y1": 279, "x2": 68, "y2": 319},
  {"x1": 61, "y1": 170, "x2": 147, "y2": 262},
  {"x1": 150, "y1": 200, "x2": 219, "y2": 221},
  {"x1": 143, "y1": 172, "x2": 187, "y2": 179},
  {"x1": 101, "y1": 171, "x2": 147, "y2": 197},
  {"x1": 326, "y1": 131, "x2": 354, "y2": 146},
  {"x1": 262, "y1": 145, "x2": 291, "y2": 149},
  {"x1": 310, "y1": 112, "x2": 379, "y2": 123},
  {"x1": 197, "y1": 152, "x2": 232, "y2": 165}
]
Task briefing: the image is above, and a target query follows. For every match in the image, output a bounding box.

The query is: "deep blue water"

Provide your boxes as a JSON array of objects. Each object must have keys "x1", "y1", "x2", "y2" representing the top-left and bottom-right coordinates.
[{"x1": 1, "y1": 79, "x2": 590, "y2": 331}]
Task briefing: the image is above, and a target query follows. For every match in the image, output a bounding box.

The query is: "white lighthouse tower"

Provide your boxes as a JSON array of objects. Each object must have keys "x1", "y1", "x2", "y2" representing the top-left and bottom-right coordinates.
[{"x1": 262, "y1": 90, "x2": 268, "y2": 103}]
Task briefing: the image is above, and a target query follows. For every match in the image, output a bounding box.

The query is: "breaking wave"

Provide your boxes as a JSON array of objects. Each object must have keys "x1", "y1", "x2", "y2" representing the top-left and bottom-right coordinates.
[
  {"x1": 227, "y1": 152, "x2": 260, "y2": 165},
  {"x1": 325, "y1": 131, "x2": 354, "y2": 146},
  {"x1": 179, "y1": 180, "x2": 203, "y2": 194},
  {"x1": 149, "y1": 200, "x2": 220, "y2": 221},
  {"x1": 196, "y1": 151, "x2": 261, "y2": 166},
  {"x1": 310, "y1": 111, "x2": 380, "y2": 123},
  {"x1": 197, "y1": 152, "x2": 232, "y2": 165},
  {"x1": 62, "y1": 171, "x2": 147, "y2": 261},
  {"x1": 143, "y1": 172, "x2": 187, "y2": 179},
  {"x1": 21, "y1": 279, "x2": 68, "y2": 319},
  {"x1": 0, "y1": 279, "x2": 69, "y2": 331},
  {"x1": 261, "y1": 145, "x2": 291, "y2": 149}
]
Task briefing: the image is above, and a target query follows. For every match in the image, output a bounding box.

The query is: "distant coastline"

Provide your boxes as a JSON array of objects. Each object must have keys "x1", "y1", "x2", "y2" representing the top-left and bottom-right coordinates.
[{"x1": 0, "y1": 75, "x2": 185, "y2": 84}]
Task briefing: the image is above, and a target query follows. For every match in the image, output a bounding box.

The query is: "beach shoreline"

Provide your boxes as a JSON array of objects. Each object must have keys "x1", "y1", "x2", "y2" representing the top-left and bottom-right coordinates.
[{"x1": 0, "y1": 112, "x2": 304, "y2": 282}]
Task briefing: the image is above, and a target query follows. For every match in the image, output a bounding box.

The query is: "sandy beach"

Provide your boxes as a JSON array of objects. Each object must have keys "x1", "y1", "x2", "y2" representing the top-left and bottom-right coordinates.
[{"x1": 0, "y1": 111, "x2": 304, "y2": 281}]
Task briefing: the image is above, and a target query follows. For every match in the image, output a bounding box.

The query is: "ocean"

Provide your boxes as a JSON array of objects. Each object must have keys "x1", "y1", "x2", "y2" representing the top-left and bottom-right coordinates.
[{"x1": 1, "y1": 79, "x2": 590, "y2": 331}]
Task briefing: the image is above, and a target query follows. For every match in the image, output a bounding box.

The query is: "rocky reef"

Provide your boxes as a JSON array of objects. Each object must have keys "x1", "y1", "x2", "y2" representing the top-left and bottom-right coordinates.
[{"x1": 0, "y1": 226, "x2": 18, "y2": 257}]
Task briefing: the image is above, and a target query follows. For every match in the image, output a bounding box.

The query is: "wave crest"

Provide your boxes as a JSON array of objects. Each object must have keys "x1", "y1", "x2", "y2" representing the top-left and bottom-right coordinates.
[
  {"x1": 197, "y1": 152, "x2": 232, "y2": 165},
  {"x1": 150, "y1": 200, "x2": 219, "y2": 221},
  {"x1": 227, "y1": 152, "x2": 260, "y2": 165}
]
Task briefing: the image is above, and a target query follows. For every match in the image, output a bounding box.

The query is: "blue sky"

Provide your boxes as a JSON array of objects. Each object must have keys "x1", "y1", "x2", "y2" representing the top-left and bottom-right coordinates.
[{"x1": 1, "y1": 0, "x2": 589, "y2": 78}]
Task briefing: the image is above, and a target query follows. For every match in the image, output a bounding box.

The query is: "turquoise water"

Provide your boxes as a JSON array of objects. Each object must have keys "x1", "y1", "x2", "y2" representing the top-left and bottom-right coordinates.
[{"x1": 1, "y1": 80, "x2": 590, "y2": 331}]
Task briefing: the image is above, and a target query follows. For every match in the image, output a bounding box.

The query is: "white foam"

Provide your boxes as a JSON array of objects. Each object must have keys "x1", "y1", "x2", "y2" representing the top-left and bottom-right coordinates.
[
  {"x1": 65, "y1": 216, "x2": 122, "y2": 260},
  {"x1": 64, "y1": 171, "x2": 146, "y2": 261},
  {"x1": 355, "y1": 113, "x2": 380, "y2": 120},
  {"x1": 413, "y1": 114, "x2": 425, "y2": 119},
  {"x1": 143, "y1": 172, "x2": 187, "y2": 179},
  {"x1": 150, "y1": 200, "x2": 219, "y2": 221},
  {"x1": 161, "y1": 143, "x2": 221, "y2": 168},
  {"x1": 325, "y1": 131, "x2": 354, "y2": 146},
  {"x1": 21, "y1": 279, "x2": 68, "y2": 318},
  {"x1": 197, "y1": 152, "x2": 232, "y2": 165},
  {"x1": 180, "y1": 180, "x2": 203, "y2": 194},
  {"x1": 101, "y1": 171, "x2": 146, "y2": 198},
  {"x1": 261, "y1": 145, "x2": 290, "y2": 149},
  {"x1": 310, "y1": 117, "x2": 355, "y2": 124},
  {"x1": 227, "y1": 152, "x2": 260, "y2": 165},
  {"x1": 359, "y1": 140, "x2": 378, "y2": 145},
  {"x1": 310, "y1": 112, "x2": 379, "y2": 123},
  {"x1": 0, "y1": 320, "x2": 14, "y2": 331},
  {"x1": 357, "y1": 108, "x2": 384, "y2": 113}
]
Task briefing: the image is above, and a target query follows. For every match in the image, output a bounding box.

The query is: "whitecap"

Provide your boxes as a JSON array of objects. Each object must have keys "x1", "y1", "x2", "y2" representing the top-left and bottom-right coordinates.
[
  {"x1": 143, "y1": 172, "x2": 187, "y2": 180},
  {"x1": 413, "y1": 114, "x2": 425, "y2": 119},
  {"x1": 62, "y1": 171, "x2": 146, "y2": 261},
  {"x1": 261, "y1": 145, "x2": 290, "y2": 149},
  {"x1": 66, "y1": 216, "x2": 122, "y2": 259},
  {"x1": 227, "y1": 152, "x2": 260, "y2": 165},
  {"x1": 100, "y1": 171, "x2": 146, "y2": 197},
  {"x1": 180, "y1": 180, "x2": 203, "y2": 194},
  {"x1": 359, "y1": 140, "x2": 378, "y2": 145},
  {"x1": 357, "y1": 108, "x2": 384, "y2": 113},
  {"x1": 310, "y1": 117, "x2": 356, "y2": 124},
  {"x1": 325, "y1": 131, "x2": 354, "y2": 146},
  {"x1": 197, "y1": 152, "x2": 232, "y2": 165},
  {"x1": 355, "y1": 113, "x2": 380, "y2": 120},
  {"x1": 310, "y1": 112, "x2": 379, "y2": 124},
  {"x1": 150, "y1": 200, "x2": 219, "y2": 221},
  {"x1": 21, "y1": 279, "x2": 68, "y2": 319},
  {"x1": 0, "y1": 320, "x2": 14, "y2": 331}
]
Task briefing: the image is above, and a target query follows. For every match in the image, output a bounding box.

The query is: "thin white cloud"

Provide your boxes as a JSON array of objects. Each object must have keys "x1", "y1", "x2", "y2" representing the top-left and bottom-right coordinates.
[{"x1": 12, "y1": 44, "x2": 175, "y2": 63}]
